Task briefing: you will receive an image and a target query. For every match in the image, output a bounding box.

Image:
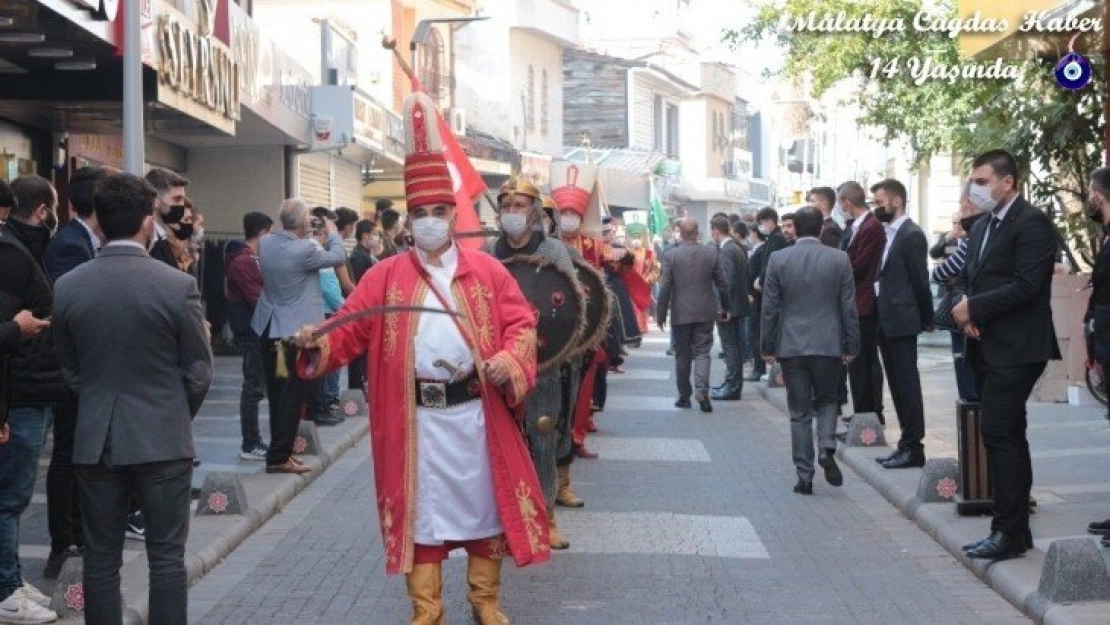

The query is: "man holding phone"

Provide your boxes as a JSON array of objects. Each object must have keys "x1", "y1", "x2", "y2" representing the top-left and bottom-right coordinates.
[{"x1": 656, "y1": 218, "x2": 730, "y2": 413}]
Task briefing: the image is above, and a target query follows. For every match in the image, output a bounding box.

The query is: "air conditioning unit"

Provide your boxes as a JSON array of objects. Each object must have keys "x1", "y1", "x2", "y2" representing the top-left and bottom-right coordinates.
[{"x1": 449, "y1": 107, "x2": 467, "y2": 136}]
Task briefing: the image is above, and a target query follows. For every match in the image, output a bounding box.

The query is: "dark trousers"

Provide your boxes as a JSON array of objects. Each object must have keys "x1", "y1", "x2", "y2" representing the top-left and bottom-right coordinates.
[
  {"x1": 847, "y1": 314, "x2": 885, "y2": 418},
  {"x1": 347, "y1": 354, "x2": 367, "y2": 392},
  {"x1": 749, "y1": 298, "x2": 766, "y2": 375},
  {"x1": 237, "y1": 335, "x2": 265, "y2": 452},
  {"x1": 716, "y1": 316, "x2": 743, "y2": 394},
  {"x1": 781, "y1": 356, "x2": 841, "y2": 481},
  {"x1": 47, "y1": 391, "x2": 83, "y2": 553},
  {"x1": 673, "y1": 321, "x2": 715, "y2": 399},
  {"x1": 878, "y1": 330, "x2": 925, "y2": 451},
  {"x1": 975, "y1": 362, "x2": 1045, "y2": 537},
  {"x1": 592, "y1": 356, "x2": 608, "y2": 410},
  {"x1": 260, "y1": 337, "x2": 310, "y2": 465},
  {"x1": 951, "y1": 331, "x2": 980, "y2": 402},
  {"x1": 76, "y1": 459, "x2": 192, "y2": 625},
  {"x1": 740, "y1": 315, "x2": 753, "y2": 363}
]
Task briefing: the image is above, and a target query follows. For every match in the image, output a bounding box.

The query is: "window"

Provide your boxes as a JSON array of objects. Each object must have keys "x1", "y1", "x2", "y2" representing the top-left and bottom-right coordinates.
[
  {"x1": 653, "y1": 94, "x2": 664, "y2": 151},
  {"x1": 418, "y1": 27, "x2": 446, "y2": 103},
  {"x1": 666, "y1": 104, "x2": 679, "y2": 157},
  {"x1": 541, "y1": 69, "x2": 549, "y2": 135},
  {"x1": 527, "y1": 65, "x2": 536, "y2": 130}
]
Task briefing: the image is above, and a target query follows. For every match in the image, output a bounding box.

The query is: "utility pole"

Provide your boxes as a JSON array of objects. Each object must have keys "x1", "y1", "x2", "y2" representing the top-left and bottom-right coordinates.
[{"x1": 122, "y1": 0, "x2": 144, "y2": 174}]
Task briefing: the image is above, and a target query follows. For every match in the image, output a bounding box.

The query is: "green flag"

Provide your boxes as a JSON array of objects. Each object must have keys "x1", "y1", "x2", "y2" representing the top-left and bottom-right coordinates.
[{"x1": 649, "y1": 181, "x2": 668, "y2": 235}]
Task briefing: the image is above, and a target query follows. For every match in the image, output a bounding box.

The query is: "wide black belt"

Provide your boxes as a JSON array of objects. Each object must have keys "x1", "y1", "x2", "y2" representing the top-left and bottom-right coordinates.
[{"x1": 414, "y1": 371, "x2": 482, "y2": 409}]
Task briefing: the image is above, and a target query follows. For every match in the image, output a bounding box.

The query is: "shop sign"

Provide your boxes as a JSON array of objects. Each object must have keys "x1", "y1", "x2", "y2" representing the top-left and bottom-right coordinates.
[
  {"x1": 352, "y1": 90, "x2": 402, "y2": 162},
  {"x1": 155, "y1": 7, "x2": 240, "y2": 133},
  {"x1": 69, "y1": 134, "x2": 124, "y2": 169},
  {"x1": 70, "y1": 0, "x2": 120, "y2": 21}
]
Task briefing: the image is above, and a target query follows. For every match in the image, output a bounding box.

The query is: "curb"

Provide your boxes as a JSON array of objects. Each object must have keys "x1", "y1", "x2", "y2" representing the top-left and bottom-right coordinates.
[
  {"x1": 112, "y1": 416, "x2": 369, "y2": 625},
  {"x1": 756, "y1": 383, "x2": 1110, "y2": 625}
]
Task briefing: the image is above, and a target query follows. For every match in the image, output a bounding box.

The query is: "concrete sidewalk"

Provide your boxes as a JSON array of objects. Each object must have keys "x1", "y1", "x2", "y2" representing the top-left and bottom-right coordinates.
[
  {"x1": 758, "y1": 347, "x2": 1110, "y2": 625},
  {"x1": 20, "y1": 356, "x2": 369, "y2": 624}
]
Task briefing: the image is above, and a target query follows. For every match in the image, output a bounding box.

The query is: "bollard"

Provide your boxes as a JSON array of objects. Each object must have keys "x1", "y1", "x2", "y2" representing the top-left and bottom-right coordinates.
[
  {"x1": 915, "y1": 457, "x2": 960, "y2": 504},
  {"x1": 843, "y1": 412, "x2": 888, "y2": 448},
  {"x1": 294, "y1": 419, "x2": 324, "y2": 457},
  {"x1": 338, "y1": 389, "x2": 366, "y2": 418},
  {"x1": 1035, "y1": 538, "x2": 1110, "y2": 602},
  {"x1": 50, "y1": 557, "x2": 85, "y2": 619},
  {"x1": 195, "y1": 472, "x2": 249, "y2": 516}
]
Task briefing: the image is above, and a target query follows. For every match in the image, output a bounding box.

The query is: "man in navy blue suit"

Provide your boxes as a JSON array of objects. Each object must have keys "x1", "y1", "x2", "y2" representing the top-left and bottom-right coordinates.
[
  {"x1": 41, "y1": 166, "x2": 109, "y2": 579},
  {"x1": 44, "y1": 167, "x2": 108, "y2": 282}
]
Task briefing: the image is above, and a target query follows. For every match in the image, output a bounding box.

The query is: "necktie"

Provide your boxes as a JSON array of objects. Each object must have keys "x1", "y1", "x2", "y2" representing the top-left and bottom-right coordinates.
[{"x1": 979, "y1": 215, "x2": 1001, "y2": 257}]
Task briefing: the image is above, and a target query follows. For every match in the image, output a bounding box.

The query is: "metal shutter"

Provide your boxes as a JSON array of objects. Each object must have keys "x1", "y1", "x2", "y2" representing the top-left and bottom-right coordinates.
[
  {"x1": 297, "y1": 152, "x2": 332, "y2": 208},
  {"x1": 332, "y1": 157, "x2": 363, "y2": 210}
]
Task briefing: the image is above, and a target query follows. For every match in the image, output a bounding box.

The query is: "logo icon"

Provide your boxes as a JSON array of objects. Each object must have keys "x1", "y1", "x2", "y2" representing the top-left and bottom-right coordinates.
[{"x1": 1055, "y1": 34, "x2": 1092, "y2": 90}]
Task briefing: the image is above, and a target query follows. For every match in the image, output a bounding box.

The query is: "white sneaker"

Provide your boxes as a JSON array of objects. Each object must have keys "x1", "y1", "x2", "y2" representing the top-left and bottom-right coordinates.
[
  {"x1": 16, "y1": 585, "x2": 48, "y2": 608},
  {"x1": 0, "y1": 591, "x2": 57, "y2": 624}
]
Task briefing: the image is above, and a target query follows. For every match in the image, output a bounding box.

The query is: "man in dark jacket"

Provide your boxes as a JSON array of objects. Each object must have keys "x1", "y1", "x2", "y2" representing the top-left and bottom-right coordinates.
[
  {"x1": 747, "y1": 207, "x2": 788, "y2": 381},
  {"x1": 0, "y1": 174, "x2": 65, "y2": 621},
  {"x1": 41, "y1": 166, "x2": 108, "y2": 578},
  {"x1": 225, "y1": 211, "x2": 273, "y2": 460},
  {"x1": 710, "y1": 214, "x2": 749, "y2": 401}
]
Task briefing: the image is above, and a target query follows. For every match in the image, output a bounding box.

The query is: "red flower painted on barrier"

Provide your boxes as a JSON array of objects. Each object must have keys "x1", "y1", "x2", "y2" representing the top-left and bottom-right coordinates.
[
  {"x1": 343, "y1": 401, "x2": 359, "y2": 416},
  {"x1": 860, "y1": 427, "x2": 877, "y2": 446},
  {"x1": 208, "y1": 491, "x2": 229, "y2": 513},
  {"x1": 64, "y1": 583, "x2": 84, "y2": 611},
  {"x1": 936, "y1": 477, "x2": 958, "y2": 500},
  {"x1": 293, "y1": 436, "x2": 308, "y2": 454}
]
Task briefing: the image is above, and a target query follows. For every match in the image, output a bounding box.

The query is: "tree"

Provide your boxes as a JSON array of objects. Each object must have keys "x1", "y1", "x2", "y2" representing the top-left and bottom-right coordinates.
[{"x1": 728, "y1": 0, "x2": 1103, "y2": 264}]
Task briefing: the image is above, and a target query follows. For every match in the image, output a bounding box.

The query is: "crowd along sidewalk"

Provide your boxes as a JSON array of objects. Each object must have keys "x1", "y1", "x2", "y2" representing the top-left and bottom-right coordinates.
[
  {"x1": 758, "y1": 347, "x2": 1110, "y2": 625},
  {"x1": 22, "y1": 356, "x2": 370, "y2": 625}
]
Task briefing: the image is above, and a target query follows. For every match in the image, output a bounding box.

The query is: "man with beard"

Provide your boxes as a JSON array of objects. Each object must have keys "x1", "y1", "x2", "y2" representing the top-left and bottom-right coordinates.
[
  {"x1": 871, "y1": 179, "x2": 933, "y2": 469},
  {"x1": 487, "y1": 178, "x2": 582, "y2": 551}
]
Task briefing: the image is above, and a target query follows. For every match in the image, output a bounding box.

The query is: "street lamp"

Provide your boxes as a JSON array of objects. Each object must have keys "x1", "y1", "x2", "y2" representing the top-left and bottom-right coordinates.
[{"x1": 409, "y1": 16, "x2": 489, "y2": 68}]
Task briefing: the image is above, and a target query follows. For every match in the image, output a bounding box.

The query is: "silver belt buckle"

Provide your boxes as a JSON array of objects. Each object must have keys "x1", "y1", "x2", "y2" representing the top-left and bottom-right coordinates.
[{"x1": 419, "y1": 381, "x2": 448, "y2": 409}]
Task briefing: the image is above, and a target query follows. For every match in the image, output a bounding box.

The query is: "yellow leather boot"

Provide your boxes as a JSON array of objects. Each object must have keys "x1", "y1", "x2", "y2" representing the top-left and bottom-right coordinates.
[
  {"x1": 548, "y1": 507, "x2": 569, "y2": 550},
  {"x1": 555, "y1": 464, "x2": 584, "y2": 508},
  {"x1": 405, "y1": 562, "x2": 445, "y2": 625},
  {"x1": 467, "y1": 556, "x2": 510, "y2": 624}
]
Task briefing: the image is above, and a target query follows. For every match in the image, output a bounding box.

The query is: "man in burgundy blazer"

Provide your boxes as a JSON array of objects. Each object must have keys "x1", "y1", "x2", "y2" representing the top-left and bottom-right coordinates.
[{"x1": 838, "y1": 181, "x2": 885, "y2": 421}]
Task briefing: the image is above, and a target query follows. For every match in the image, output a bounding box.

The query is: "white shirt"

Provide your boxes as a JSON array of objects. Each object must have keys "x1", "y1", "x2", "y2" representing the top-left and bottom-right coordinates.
[
  {"x1": 979, "y1": 194, "x2": 1019, "y2": 255},
  {"x1": 103, "y1": 240, "x2": 145, "y2": 251},
  {"x1": 874, "y1": 214, "x2": 908, "y2": 297},
  {"x1": 75, "y1": 217, "x2": 101, "y2": 252},
  {"x1": 412, "y1": 243, "x2": 502, "y2": 544}
]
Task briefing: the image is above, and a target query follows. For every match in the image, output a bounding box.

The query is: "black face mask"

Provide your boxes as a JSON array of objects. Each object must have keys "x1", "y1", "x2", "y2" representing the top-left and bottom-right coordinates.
[
  {"x1": 960, "y1": 212, "x2": 986, "y2": 233},
  {"x1": 172, "y1": 223, "x2": 194, "y2": 240},
  {"x1": 873, "y1": 206, "x2": 894, "y2": 223},
  {"x1": 163, "y1": 204, "x2": 185, "y2": 225},
  {"x1": 1086, "y1": 200, "x2": 1104, "y2": 224}
]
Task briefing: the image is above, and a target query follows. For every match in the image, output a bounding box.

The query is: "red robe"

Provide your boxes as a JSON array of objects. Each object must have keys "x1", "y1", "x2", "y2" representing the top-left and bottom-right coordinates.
[
  {"x1": 630, "y1": 248, "x2": 659, "y2": 332},
  {"x1": 299, "y1": 248, "x2": 550, "y2": 575},
  {"x1": 560, "y1": 232, "x2": 605, "y2": 269}
]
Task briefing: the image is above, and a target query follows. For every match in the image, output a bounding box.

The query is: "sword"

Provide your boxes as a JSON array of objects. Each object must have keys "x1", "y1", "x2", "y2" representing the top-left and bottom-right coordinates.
[{"x1": 309, "y1": 305, "x2": 465, "y2": 340}]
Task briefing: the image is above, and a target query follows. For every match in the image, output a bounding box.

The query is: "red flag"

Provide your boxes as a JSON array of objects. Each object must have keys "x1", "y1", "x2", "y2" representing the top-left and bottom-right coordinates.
[{"x1": 409, "y1": 77, "x2": 486, "y2": 250}]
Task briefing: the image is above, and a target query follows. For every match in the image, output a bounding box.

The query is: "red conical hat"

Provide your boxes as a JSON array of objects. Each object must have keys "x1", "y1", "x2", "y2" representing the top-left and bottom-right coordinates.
[
  {"x1": 550, "y1": 161, "x2": 598, "y2": 216},
  {"x1": 403, "y1": 92, "x2": 455, "y2": 210}
]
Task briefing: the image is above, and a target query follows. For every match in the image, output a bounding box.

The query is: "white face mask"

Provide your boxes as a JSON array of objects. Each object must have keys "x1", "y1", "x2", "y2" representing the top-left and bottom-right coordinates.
[
  {"x1": 758, "y1": 223, "x2": 773, "y2": 235},
  {"x1": 500, "y1": 213, "x2": 530, "y2": 238},
  {"x1": 411, "y1": 216, "x2": 451, "y2": 252},
  {"x1": 559, "y1": 214, "x2": 581, "y2": 233},
  {"x1": 969, "y1": 183, "x2": 999, "y2": 211}
]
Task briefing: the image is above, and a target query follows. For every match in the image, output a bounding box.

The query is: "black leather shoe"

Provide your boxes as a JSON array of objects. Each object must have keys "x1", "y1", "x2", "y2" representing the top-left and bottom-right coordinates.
[
  {"x1": 818, "y1": 450, "x2": 843, "y2": 487},
  {"x1": 793, "y1": 480, "x2": 813, "y2": 495},
  {"x1": 710, "y1": 390, "x2": 741, "y2": 401},
  {"x1": 1087, "y1": 518, "x2": 1110, "y2": 535},
  {"x1": 666, "y1": 349, "x2": 675, "y2": 356},
  {"x1": 964, "y1": 530, "x2": 1034, "y2": 552},
  {"x1": 697, "y1": 395, "x2": 713, "y2": 413},
  {"x1": 965, "y1": 530, "x2": 1027, "y2": 560},
  {"x1": 875, "y1": 448, "x2": 900, "y2": 464},
  {"x1": 674, "y1": 397, "x2": 691, "y2": 409},
  {"x1": 880, "y1": 448, "x2": 926, "y2": 469},
  {"x1": 743, "y1": 373, "x2": 762, "y2": 381}
]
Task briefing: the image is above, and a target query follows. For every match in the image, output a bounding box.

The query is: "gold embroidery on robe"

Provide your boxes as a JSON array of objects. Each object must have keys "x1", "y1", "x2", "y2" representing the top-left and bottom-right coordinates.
[
  {"x1": 515, "y1": 480, "x2": 548, "y2": 555},
  {"x1": 383, "y1": 283, "x2": 404, "y2": 357},
  {"x1": 468, "y1": 283, "x2": 495, "y2": 350},
  {"x1": 510, "y1": 327, "x2": 537, "y2": 364},
  {"x1": 486, "y1": 536, "x2": 508, "y2": 560},
  {"x1": 380, "y1": 496, "x2": 399, "y2": 566}
]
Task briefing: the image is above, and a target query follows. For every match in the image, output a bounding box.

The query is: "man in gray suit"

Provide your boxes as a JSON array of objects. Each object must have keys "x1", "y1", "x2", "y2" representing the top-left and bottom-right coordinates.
[
  {"x1": 53, "y1": 173, "x2": 213, "y2": 625},
  {"x1": 761, "y1": 208, "x2": 859, "y2": 495},
  {"x1": 252, "y1": 198, "x2": 347, "y2": 474},
  {"x1": 657, "y1": 219, "x2": 729, "y2": 413},
  {"x1": 710, "y1": 214, "x2": 749, "y2": 401}
]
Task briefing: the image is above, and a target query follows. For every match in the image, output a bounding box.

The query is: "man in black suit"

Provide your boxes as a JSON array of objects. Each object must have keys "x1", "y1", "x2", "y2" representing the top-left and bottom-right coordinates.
[
  {"x1": 953, "y1": 150, "x2": 1060, "y2": 560},
  {"x1": 747, "y1": 207, "x2": 788, "y2": 381},
  {"x1": 710, "y1": 215, "x2": 749, "y2": 400},
  {"x1": 41, "y1": 166, "x2": 109, "y2": 578},
  {"x1": 871, "y1": 179, "x2": 933, "y2": 469},
  {"x1": 808, "y1": 186, "x2": 844, "y2": 249}
]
